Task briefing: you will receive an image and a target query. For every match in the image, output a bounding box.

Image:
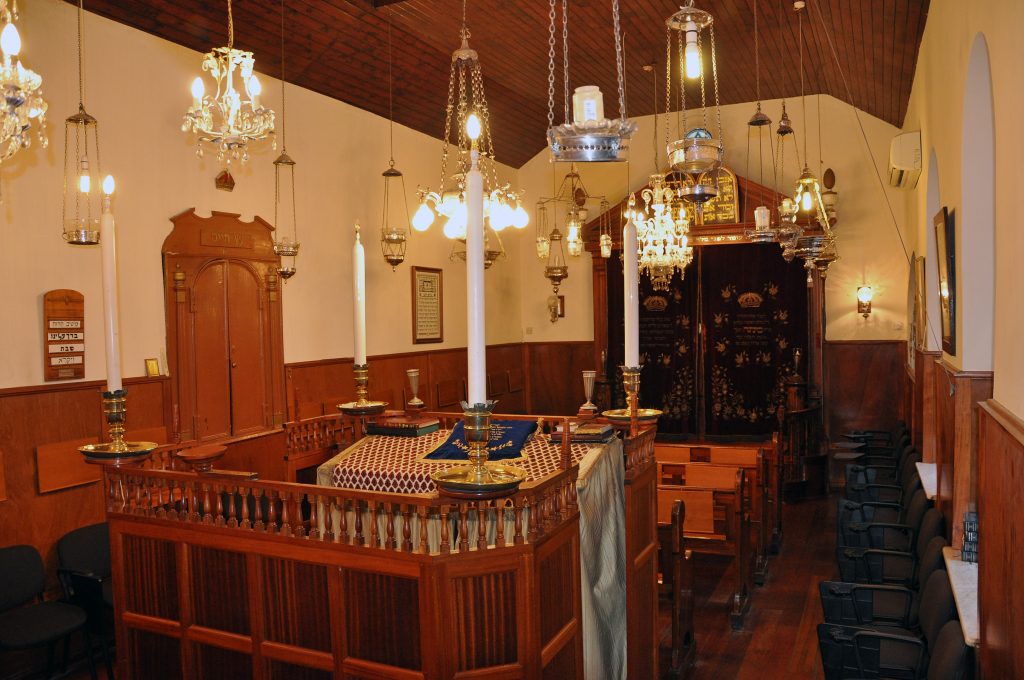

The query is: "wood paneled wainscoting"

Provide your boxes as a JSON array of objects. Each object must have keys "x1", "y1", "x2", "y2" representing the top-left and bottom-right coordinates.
[
  {"x1": 932, "y1": 361, "x2": 993, "y2": 547},
  {"x1": 914, "y1": 349, "x2": 943, "y2": 459},
  {"x1": 977, "y1": 400, "x2": 1024, "y2": 680},
  {"x1": 823, "y1": 340, "x2": 907, "y2": 440}
]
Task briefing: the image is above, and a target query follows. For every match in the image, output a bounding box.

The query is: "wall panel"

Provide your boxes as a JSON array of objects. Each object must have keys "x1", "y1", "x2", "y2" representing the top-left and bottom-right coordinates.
[{"x1": 824, "y1": 341, "x2": 906, "y2": 438}]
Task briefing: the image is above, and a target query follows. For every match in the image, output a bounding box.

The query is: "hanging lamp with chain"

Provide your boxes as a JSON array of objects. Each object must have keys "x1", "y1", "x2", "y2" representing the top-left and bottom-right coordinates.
[
  {"x1": 183, "y1": 0, "x2": 275, "y2": 165},
  {"x1": 412, "y1": 0, "x2": 528, "y2": 253},
  {"x1": 545, "y1": 0, "x2": 636, "y2": 162},
  {"x1": 0, "y1": 0, "x2": 46, "y2": 177},
  {"x1": 62, "y1": 0, "x2": 101, "y2": 245},
  {"x1": 272, "y1": 0, "x2": 298, "y2": 280},
  {"x1": 742, "y1": 0, "x2": 778, "y2": 244},
  {"x1": 379, "y1": 12, "x2": 411, "y2": 271}
]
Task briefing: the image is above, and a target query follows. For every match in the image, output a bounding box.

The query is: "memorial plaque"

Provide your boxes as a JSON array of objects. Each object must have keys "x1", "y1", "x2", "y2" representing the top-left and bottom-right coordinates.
[
  {"x1": 43, "y1": 289, "x2": 85, "y2": 381},
  {"x1": 411, "y1": 267, "x2": 443, "y2": 344}
]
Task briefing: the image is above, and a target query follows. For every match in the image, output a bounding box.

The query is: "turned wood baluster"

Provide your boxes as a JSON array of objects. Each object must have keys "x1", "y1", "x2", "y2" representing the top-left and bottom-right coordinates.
[
  {"x1": 386, "y1": 503, "x2": 397, "y2": 550},
  {"x1": 339, "y1": 499, "x2": 350, "y2": 544},
  {"x1": 418, "y1": 507, "x2": 428, "y2": 553},
  {"x1": 252, "y1": 488, "x2": 265, "y2": 531},
  {"x1": 458, "y1": 503, "x2": 470, "y2": 552},
  {"x1": 495, "y1": 500, "x2": 506, "y2": 547},
  {"x1": 267, "y1": 491, "x2": 278, "y2": 533},
  {"x1": 354, "y1": 500, "x2": 364, "y2": 546},
  {"x1": 308, "y1": 493, "x2": 319, "y2": 539},
  {"x1": 323, "y1": 497, "x2": 336, "y2": 542},
  {"x1": 440, "y1": 507, "x2": 451, "y2": 554},
  {"x1": 213, "y1": 482, "x2": 225, "y2": 527},
  {"x1": 226, "y1": 486, "x2": 239, "y2": 528},
  {"x1": 514, "y1": 502, "x2": 524, "y2": 545},
  {"x1": 280, "y1": 490, "x2": 293, "y2": 537},
  {"x1": 155, "y1": 478, "x2": 167, "y2": 518},
  {"x1": 370, "y1": 502, "x2": 380, "y2": 548},
  {"x1": 477, "y1": 501, "x2": 488, "y2": 550},
  {"x1": 526, "y1": 498, "x2": 539, "y2": 543},
  {"x1": 240, "y1": 486, "x2": 251, "y2": 529},
  {"x1": 200, "y1": 483, "x2": 213, "y2": 524}
]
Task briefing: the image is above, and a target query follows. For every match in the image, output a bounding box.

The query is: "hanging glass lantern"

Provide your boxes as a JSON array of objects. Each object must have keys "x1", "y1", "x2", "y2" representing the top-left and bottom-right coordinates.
[
  {"x1": 380, "y1": 162, "x2": 410, "y2": 270},
  {"x1": 565, "y1": 208, "x2": 584, "y2": 257},
  {"x1": 535, "y1": 203, "x2": 550, "y2": 260},
  {"x1": 62, "y1": 2, "x2": 100, "y2": 245},
  {"x1": 273, "y1": 151, "x2": 299, "y2": 279},
  {"x1": 544, "y1": 227, "x2": 569, "y2": 295},
  {"x1": 599, "y1": 199, "x2": 612, "y2": 258}
]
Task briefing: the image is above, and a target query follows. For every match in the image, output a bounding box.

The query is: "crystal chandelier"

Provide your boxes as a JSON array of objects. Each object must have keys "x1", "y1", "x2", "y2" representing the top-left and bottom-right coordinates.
[
  {"x1": 62, "y1": 0, "x2": 100, "y2": 246},
  {"x1": 545, "y1": 0, "x2": 636, "y2": 162},
  {"x1": 412, "y1": 1, "x2": 527, "y2": 250},
  {"x1": 182, "y1": 0, "x2": 275, "y2": 164},
  {"x1": 666, "y1": 0, "x2": 724, "y2": 206},
  {"x1": 637, "y1": 175, "x2": 693, "y2": 291},
  {"x1": 0, "y1": 2, "x2": 47, "y2": 168},
  {"x1": 272, "y1": 0, "x2": 298, "y2": 280},
  {"x1": 379, "y1": 12, "x2": 410, "y2": 271}
]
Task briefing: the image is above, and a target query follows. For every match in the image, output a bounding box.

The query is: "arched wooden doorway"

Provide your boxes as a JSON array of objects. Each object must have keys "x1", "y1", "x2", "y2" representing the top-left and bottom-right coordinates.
[{"x1": 163, "y1": 209, "x2": 286, "y2": 442}]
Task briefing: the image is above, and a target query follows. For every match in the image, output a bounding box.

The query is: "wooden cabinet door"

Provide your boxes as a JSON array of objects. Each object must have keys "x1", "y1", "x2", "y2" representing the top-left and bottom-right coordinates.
[
  {"x1": 226, "y1": 261, "x2": 268, "y2": 435},
  {"x1": 193, "y1": 261, "x2": 232, "y2": 440}
]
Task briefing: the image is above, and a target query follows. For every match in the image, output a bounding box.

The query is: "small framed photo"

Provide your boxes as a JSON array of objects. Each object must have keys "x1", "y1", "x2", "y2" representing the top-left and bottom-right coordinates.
[
  {"x1": 933, "y1": 207, "x2": 956, "y2": 355},
  {"x1": 145, "y1": 358, "x2": 161, "y2": 377}
]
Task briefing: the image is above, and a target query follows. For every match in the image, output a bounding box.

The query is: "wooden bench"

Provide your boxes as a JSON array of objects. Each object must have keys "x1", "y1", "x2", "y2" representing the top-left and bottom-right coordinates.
[
  {"x1": 282, "y1": 414, "x2": 346, "y2": 483},
  {"x1": 662, "y1": 499, "x2": 696, "y2": 678},
  {"x1": 656, "y1": 442, "x2": 778, "y2": 585},
  {"x1": 657, "y1": 467, "x2": 752, "y2": 629}
]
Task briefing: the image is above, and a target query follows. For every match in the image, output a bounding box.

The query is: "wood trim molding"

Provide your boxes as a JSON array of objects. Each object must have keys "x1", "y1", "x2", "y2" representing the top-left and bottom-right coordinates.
[
  {"x1": 0, "y1": 374, "x2": 169, "y2": 399},
  {"x1": 979, "y1": 399, "x2": 1024, "y2": 446}
]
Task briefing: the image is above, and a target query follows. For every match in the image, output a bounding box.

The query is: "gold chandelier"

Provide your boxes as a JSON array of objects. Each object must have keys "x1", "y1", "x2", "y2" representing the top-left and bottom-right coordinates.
[
  {"x1": 0, "y1": 1, "x2": 46, "y2": 168},
  {"x1": 182, "y1": 0, "x2": 275, "y2": 164},
  {"x1": 412, "y1": 1, "x2": 528, "y2": 248}
]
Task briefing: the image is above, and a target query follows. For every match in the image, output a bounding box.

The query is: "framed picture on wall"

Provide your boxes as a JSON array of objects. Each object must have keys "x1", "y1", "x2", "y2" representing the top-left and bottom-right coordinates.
[
  {"x1": 934, "y1": 207, "x2": 956, "y2": 355},
  {"x1": 411, "y1": 266, "x2": 443, "y2": 344}
]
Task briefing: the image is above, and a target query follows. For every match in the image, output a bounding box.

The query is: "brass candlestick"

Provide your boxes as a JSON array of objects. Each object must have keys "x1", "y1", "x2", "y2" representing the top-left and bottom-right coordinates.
[
  {"x1": 431, "y1": 401, "x2": 527, "y2": 496},
  {"x1": 79, "y1": 389, "x2": 158, "y2": 464},
  {"x1": 601, "y1": 366, "x2": 662, "y2": 433},
  {"x1": 338, "y1": 363, "x2": 387, "y2": 415}
]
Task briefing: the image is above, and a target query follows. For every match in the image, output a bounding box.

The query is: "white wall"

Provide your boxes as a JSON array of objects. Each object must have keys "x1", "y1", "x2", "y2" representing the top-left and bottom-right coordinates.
[
  {"x1": 901, "y1": 0, "x2": 1023, "y2": 413},
  {"x1": 517, "y1": 95, "x2": 910, "y2": 344},
  {"x1": 0, "y1": 0, "x2": 525, "y2": 389}
]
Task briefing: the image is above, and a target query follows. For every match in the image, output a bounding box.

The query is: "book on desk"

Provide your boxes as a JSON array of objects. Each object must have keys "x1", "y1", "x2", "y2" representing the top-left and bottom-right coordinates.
[
  {"x1": 366, "y1": 415, "x2": 441, "y2": 437},
  {"x1": 549, "y1": 423, "x2": 615, "y2": 444}
]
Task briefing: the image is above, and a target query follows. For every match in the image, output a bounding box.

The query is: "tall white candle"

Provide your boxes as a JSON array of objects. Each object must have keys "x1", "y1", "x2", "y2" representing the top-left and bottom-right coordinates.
[
  {"x1": 465, "y1": 115, "x2": 487, "y2": 405},
  {"x1": 623, "y1": 212, "x2": 640, "y2": 367},
  {"x1": 99, "y1": 176, "x2": 123, "y2": 392},
  {"x1": 352, "y1": 223, "x2": 367, "y2": 366}
]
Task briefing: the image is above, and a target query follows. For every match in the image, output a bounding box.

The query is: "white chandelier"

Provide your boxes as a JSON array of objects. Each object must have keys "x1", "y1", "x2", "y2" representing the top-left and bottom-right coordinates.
[
  {"x1": 412, "y1": 4, "x2": 528, "y2": 247},
  {"x1": 637, "y1": 175, "x2": 693, "y2": 291},
  {"x1": 182, "y1": 0, "x2": 275, "y2": 163},
  {"x1": 0, "y1": 3, "x2": 47, "y2": 165}
]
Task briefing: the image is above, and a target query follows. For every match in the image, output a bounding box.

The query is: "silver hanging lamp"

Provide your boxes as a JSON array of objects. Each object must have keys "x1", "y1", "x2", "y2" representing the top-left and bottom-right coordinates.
[
  {"x1": 272, "y1": 0, "x2": 299, "y2": 279},
  {"x1": 62, "y1": 0, "x2": 101, "y2": 245}
]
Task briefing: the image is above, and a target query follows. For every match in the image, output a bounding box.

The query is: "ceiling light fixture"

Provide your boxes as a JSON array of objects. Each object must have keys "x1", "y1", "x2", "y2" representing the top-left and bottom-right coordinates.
[
  {"x1": 62, "y1": 0, "x2": 100, "y2": 245},
  {"x1": 272, "y1": 0, "x2": 298, "y2": 280},
  {"x1": 182, "y1": 0, "x2": 275, "y2": 165},
  {"x1": 0, "y1": 0, "x2": 47, "y2": 172},
  {"x1": 379, "y1": 11, "x2": 410, "y2": 271}
]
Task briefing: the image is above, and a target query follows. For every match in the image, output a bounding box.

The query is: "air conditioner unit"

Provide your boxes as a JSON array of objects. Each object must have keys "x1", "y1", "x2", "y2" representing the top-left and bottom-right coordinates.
[{"x1": 888, "y1": 131, "x2": 921, "y2": 188}]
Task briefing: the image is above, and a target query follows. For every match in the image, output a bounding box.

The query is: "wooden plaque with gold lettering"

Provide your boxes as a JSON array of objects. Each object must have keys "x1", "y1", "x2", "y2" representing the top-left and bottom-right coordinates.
[{"x1": 43, "y1": 289, "x2": 85, "y2": 381}]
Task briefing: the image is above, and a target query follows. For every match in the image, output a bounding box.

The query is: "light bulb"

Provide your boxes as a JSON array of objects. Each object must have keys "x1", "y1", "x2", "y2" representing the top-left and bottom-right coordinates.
[
  {"x1": 412, "y1": 203, "x2": 434, "y2": 232},
  {"x1": 491, "y1": 201, "x2": 512, "y2": 231},
  {"x1": 1, "y1": 23, "x2": 21, "y2": 58},
  {"x1": 102, "y1": 175, "x2": 115, "y2": 195},
  {"x1": 466, "y1": 113, "x2": 482, "y2": 141},
  {"x1": 801, "y1": 190, "x2": 813, "y2": 212},
  {"x1": 857, "y1": 286, "x2": 873, "y2": 304},
  {"x1": 444, "y1": 203, "x2": 468, "y2": 239},
  {"x1": 684, "y1": 21, "x2": 700, "y2": 79},
  {"x1": 78, "y1": 174, "x2": 91, "y2": 193},
  {"x1": 536, "y1": 236, "x2": 550, "y2": 260},
  {"x1": 248, "y1": 76, "x2": 261, "y2": 108},
  {"x1": 512, "y1": 204, "x2": 529, "y2": 229},
  {"x1": 190, "y1": 77, "x2": 205, "y2": 104}
]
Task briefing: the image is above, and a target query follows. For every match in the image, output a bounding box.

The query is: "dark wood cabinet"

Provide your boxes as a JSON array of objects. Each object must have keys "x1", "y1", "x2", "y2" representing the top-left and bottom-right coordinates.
[{"x1": 163, "y1": 210, "x2": 285, "y2": 442}]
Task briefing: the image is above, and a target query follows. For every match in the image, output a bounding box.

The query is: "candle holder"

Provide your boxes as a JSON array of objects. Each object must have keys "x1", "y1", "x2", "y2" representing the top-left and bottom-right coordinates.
[
  {"x1": 601, "y1": 366, "x2": 662, "y2": 433},
  {"x1": 338, "y1": 364, "x2": 388, "y2": 415},
  {"x1": 406, "y1": 368, "x2": 425, "y2": 411},
  {"x1": 578, "y1": 370, "x2": 598, "y2": 418},
  {"x1": 431, "y1": 401, "x2": 527, "y2": 497},
  {"x1": 79, "y1": 389, "x2": 158, "y2": 464}
]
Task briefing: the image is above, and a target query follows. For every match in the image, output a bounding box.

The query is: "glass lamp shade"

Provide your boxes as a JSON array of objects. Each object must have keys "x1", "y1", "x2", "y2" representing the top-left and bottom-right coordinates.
[
  {"x1": 380, "y1": 165, "x2": 412, "y2": 270},
  {"x1": 273, "y1": 151, "x2": 300, "y2": 279},
  {"x1": 62, "y1": 107, "x2": 102, "y2": 245},
  {"x1": 544, "y1": 228, "x2": 569, "y2": 293},
  {"x1": 572, "y1": 85, "x2": 605, "y2": 125},
  {"x1": 600, "y1": 233, "x2": 612, "y2": 258}
]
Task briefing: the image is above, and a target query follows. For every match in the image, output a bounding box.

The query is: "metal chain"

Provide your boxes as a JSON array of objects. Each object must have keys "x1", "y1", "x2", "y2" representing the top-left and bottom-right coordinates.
[
  {"x1": 678, "y1": 28, "x2": 687, "y2": 135},
  {"x1": 753, "y1": 0, "x2": 760, "y2": 104},
  {"x1": 77, "y1": 0, "x2": 85, "y2": 106},
  {"x1": 387, "y1": 9, "x2": 394, "y2": 164},
  {"x1": 710, "y1": 25, "x2": 722, "y2": 142},
  {"x1": 227, "y1": 0, "x2": 234, "y2": 49},
  {"x1": 698, "y1": 30, "x2": 707, "y2": 131},
  {"x1": 561, "y1": 0, "x2": 569, "y2": 123},
  {"x1": 280, "y1": 0, "x2": 287, "y2": 149},
  {"x1": 611, "y1": 0, "x2": 626, "y2": 119},
  {"x1": 651, "y1": 65, "x2": 658, "y2": 168},
  {"x1": 546, "y1": 0, "x2": 556, "y2": 130},
  {"x1": 439, "y1": 60, "x2": 456, "y2": 189},
  {"x1": 799, "y1": 9, "x2": 807, "y2": 162},
  {"x1": 665, "y1": 29, "x2": 671, "y2": 152}
]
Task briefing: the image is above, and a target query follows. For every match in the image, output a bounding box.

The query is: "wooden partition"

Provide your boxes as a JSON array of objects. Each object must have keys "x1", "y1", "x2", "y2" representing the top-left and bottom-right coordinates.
[
  {"x1": 622, "y1": 428, "x2": 659, "y2": 679},
  {"x1": 823, "y1": 340, "x2": 906, "y2": 439},
  {"x1": 977, "y1": 400, "x2": 1024, "y2": 680},
  {"x1": 933, "y1": 360, "x2": 993, "y2": 546},
  {"x1": 914, "y1": 349, "x2": 942, "y2": 459},
  {"x1": 104, "y1": 461, "x2": 584, "y2": 679}
]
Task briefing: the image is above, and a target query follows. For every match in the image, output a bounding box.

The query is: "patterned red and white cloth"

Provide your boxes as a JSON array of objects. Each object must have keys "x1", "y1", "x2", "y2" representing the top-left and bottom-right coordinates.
[{"x1": 318, "y1": 429, "x2": 594, "y2": 494}]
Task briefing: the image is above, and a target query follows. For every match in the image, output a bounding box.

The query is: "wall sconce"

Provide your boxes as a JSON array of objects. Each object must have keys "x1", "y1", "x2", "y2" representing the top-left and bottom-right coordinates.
[{"x1": 857, "y1": 286, "x2": 873, "y2": 318}]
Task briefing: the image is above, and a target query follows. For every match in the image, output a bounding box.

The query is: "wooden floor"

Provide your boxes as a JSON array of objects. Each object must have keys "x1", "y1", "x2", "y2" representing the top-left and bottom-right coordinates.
[{"x1": 659, "y1": 493, "x2": 835, "y2": 679}]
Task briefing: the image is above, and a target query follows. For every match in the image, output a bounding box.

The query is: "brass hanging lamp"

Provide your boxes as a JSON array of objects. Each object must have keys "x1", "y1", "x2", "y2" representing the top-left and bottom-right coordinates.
[
  {"x1": 62, "y1": 0, "x2": 101, "y2": 245},
  {"x1": 379, "y1": 12, "x2": 410, "y2": 270},
  {"x1": 272, "y1": 0, "x2": 299, "y2": 280}
]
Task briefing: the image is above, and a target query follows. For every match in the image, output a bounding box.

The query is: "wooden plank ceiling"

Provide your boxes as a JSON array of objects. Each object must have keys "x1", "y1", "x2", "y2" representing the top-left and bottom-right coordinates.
[{"x1": 71, "y1": 0, "x2": 929, "y2": 167}]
